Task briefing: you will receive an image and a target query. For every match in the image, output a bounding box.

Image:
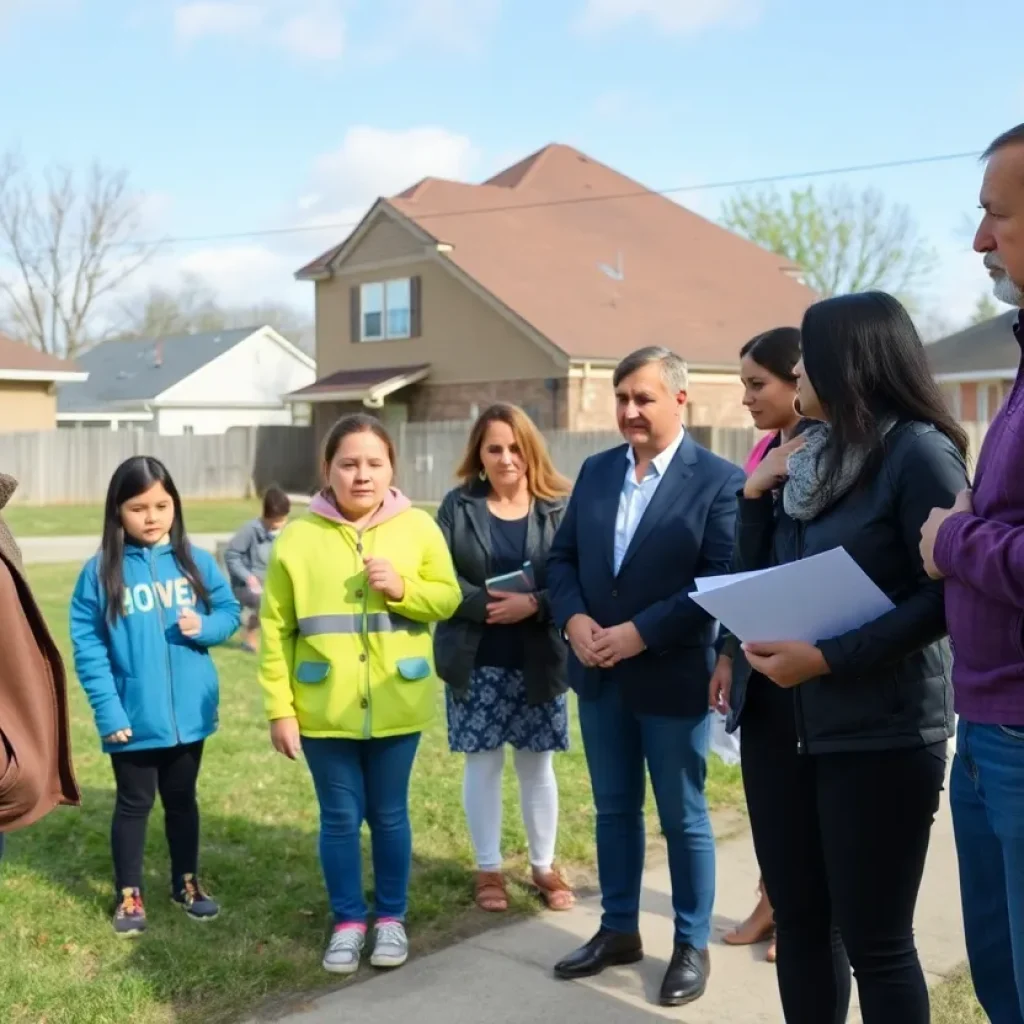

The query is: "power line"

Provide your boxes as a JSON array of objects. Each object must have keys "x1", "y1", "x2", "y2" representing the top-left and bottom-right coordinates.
[{"x1": 103, "y1": 147, "x2": 986, "y2": 252}]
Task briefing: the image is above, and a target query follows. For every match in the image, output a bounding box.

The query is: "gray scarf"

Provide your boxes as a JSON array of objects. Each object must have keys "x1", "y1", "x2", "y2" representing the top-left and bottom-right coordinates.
[{"x1": 783, "y1": 421, "x2": 895, "y2": 522}]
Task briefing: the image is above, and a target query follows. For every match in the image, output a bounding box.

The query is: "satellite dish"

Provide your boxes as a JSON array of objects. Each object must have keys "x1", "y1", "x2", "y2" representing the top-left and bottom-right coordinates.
[{"x1": 598, "y1": 250, "x2": 625, "y2": 282}]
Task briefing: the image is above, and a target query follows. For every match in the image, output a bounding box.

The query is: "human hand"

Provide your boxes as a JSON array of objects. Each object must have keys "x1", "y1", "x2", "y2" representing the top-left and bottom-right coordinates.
[
  {"x1": 565, "y1": 614, "x2": 603, "y2": 667},
  {"x1": 363, "y1": 557, "x2": 405, "y2": 601},
  {"x1": 177, "y1": 607, "x2": 203, "y2": 638},
  {"x1": 104, "y1": 728, "x2": 133, "y2": 744},
  {"x1": 709, "y1": 655, "x2": 733, "y2": 713},
  {"x1": 742, "y1": 641, "x2": 828, "y2": 688},
  {"x1": 920, "y1": 489, "x2": 973, "y2": 580},
  {"x1": 743, "y1": 436, "x2": 806, "y2": 499},
  {"x1": 591, "y1": 622, "x2": 646, "y2": 668},
  {"x1": 270, "y1": 717, "x2": 302, "y2": 760},
  {"x1": 246, "y1": 575, "x2": 262, "y2": 594},
  {"x1": 486, "y1": 591, "x2": 537, "y2": 624}
]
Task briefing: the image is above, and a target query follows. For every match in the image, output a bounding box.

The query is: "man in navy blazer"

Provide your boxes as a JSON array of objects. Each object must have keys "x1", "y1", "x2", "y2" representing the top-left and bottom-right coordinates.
[{"x1": 547, "y1": 346, "x2": 743, "y2": 1008}]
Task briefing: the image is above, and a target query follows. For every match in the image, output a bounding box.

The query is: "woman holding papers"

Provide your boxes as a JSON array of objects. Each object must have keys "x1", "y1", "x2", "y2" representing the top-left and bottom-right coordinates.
[
  {"x1": 434, "y1": 404, "x2": 575, "y2": 914},
  {"x1": 727, "y1": 292, "x2": 968, "y2": 1024},
  {"x1": 715, "y1": 325, "x2": 803, "y2": 963}
]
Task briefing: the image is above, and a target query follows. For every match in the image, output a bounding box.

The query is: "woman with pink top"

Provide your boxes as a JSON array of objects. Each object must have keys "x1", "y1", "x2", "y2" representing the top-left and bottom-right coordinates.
[{"x1": 709, "y1": 326, "x2": 802, "y2": 964}]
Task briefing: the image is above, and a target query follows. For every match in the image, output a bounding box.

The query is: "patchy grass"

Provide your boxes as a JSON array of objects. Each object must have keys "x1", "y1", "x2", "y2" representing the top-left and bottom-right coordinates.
[
  {"x1": 930, "y1": 967, "x2": 986, "y2": 1023},
  {"x1": 0, "y1": 563, "x2": 743, "y2": 1024}
]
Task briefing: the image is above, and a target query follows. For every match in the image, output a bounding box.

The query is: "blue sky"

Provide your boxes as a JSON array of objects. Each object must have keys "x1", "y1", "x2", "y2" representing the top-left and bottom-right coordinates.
[{"x1": 2, "y1": 0, "x2": 1022, "y2": 333}]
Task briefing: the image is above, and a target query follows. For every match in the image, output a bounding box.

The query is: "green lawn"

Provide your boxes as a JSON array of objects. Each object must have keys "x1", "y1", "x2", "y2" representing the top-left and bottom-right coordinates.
[
  {"x1": 3, "y1": 500, "x2": 441, "y2": 537},
  {"x1": 931, "y1": 967, "x2": 985, "y2": 1022},
  {"x1": 3, "y1": 501, "x2": 266, "y2": 537},
  {"x1": 0, "y1": 563, "x2": 743, "y2": 1024}
]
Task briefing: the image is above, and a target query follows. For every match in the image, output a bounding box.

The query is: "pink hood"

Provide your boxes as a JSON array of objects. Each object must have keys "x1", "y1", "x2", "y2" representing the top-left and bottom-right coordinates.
[{"x1": 309, "y1": 487, "x2": 413, "y2": 530}]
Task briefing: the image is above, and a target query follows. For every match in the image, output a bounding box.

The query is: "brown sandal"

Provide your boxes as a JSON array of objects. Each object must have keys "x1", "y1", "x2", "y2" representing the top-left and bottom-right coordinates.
[
  {"x1": 474, "y1": 871, "x2": 508, "y2": 912},
  {"x1": 532, "y1": 867, "x2": 575, "y2": 911}
]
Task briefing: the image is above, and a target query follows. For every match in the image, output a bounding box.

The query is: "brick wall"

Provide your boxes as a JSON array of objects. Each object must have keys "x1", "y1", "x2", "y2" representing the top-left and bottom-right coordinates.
[{"x1": 404, "y1": 378, "x2": 567, "y2": 429}]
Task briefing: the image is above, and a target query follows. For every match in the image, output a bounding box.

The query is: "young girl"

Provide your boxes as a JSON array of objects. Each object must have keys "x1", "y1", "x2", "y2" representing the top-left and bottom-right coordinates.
[
  {"x1": 71, "y1": 456, "x2": 240, "y2": 937},
  {"x1": 258, "y1": 414, "x2": 461, "y2": 976}
]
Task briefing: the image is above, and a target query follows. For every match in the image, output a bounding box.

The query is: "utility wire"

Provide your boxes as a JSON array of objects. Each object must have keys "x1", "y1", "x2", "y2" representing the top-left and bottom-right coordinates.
[{"x1": 95, "y1": 147, "x2": 989, "y2": 252}]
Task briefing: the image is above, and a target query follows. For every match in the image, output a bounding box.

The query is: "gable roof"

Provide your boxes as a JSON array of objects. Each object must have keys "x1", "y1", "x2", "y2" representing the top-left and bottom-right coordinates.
[
  {"x1": 297, "y1": 143, "x2": 818, "y2": 368},
  {"x1": 57, "y1": 327, "x2": 258, "y2": 414},
  {"x1": 926, "y1": 310, "x2": 1021, "y2": 379},
  {"x1": 0, "y1": 332, "x2": 86, "y2": 382}
]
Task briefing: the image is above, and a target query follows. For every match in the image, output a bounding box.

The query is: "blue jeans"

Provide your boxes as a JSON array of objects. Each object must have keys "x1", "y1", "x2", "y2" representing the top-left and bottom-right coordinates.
[
  {"x1": 952, "y1": 720, "x2": 1024, "y2": 1024},
  {"x1": 578, "y1": 685, "x2": 714, "y2": 946},
  {"x1": 302, "y1": 733, "x2": 421, "y2": 925}
]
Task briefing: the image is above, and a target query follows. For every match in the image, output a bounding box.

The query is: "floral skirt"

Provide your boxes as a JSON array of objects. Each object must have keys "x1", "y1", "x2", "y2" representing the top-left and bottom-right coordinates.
[{"x1": 446, "y1": 666, "x2": 570, "y2": 754}]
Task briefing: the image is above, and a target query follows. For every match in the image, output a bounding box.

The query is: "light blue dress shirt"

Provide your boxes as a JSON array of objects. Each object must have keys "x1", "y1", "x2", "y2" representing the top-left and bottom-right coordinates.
[{"x1": 612, "y1": 428, "x2": 685, "y2": 575}]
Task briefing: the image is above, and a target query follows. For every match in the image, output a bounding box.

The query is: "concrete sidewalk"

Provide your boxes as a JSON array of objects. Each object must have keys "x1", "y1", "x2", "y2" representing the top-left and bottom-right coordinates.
[
  {"x1": 18, "y1": 532, "x2": 231, "y2": 565},
  {"x1": 257, "y1": 787, "x2": 965, "y2": 1024}
]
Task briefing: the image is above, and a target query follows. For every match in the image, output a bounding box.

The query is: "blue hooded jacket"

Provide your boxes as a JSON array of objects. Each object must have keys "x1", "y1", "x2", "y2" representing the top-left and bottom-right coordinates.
[{"x1": 70, "y1": 542, "x2": 241, "y2": 753}]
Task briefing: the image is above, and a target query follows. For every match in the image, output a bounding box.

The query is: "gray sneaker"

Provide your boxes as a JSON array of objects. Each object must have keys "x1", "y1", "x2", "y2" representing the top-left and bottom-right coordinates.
[
  {"x1": 323, "y1": 925, "x2": 365, "y2": 975},
  {"x1": 370, "y1": 920, "x2": 409, "y2": 969}
]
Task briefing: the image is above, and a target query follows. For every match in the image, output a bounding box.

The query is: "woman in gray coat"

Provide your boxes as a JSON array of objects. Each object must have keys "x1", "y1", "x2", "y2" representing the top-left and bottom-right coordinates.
[{"x1": 434, "y1": 404, "x2": 574, "y2": 915}]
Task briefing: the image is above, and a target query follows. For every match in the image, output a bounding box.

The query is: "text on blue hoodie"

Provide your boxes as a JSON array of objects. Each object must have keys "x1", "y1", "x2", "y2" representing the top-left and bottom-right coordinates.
[{"x1": 70, "y1": 543, "x2": 241, "y2": 753}]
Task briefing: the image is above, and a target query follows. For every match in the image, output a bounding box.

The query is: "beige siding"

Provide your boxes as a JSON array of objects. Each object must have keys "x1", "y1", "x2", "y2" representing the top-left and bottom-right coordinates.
[
  {"x1": 343, "y1": 217, "x2": 428, "y2": 266},
  {"x1": 0, "y1": 381, "x2": 57, "y2": 432},
  {"x1": 315, "y1": 224, "x2": 564, "y2": 386}
]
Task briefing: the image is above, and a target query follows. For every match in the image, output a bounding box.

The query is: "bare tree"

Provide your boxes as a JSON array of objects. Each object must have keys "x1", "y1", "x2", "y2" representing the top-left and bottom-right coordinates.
[
  {"x1": 967, "y1": 292, "x2": 1004, "y2": 326},
  {"x1": 116, "y1": 273, "x2": 314, "y2": 353},
  {"x1": 0, "y1": 153, "x2": 156, "y2": 357},
  {"x1": 720, "y1": 185, "x2": 937, "y2": 305}
]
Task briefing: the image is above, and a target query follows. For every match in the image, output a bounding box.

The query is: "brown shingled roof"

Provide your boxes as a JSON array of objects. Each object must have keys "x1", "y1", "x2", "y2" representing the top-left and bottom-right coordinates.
[
  {"x1": 297, "y1": 143, "x2": 818, "y2": 367},
  {"x1": 0, "y1": 332, "x2": 82, "y2": 376}
]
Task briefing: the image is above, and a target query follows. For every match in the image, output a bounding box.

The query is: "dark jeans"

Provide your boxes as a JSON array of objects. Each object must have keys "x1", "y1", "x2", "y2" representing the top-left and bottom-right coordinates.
[
  {"x1": 742, "y1": 713, "x2": 946, "y2": 1024},
  {"x1": 952, "y1": 720, "x2": 1024, "y2": 1024},
  {"x1": 302, "y1": 733, "x2": 421, "y2": 924},
  {"x1": 578, "y1": 683, "x2": 714, "y2": 946},
  {"x1": 110, "y1": 741, "x2": 204, "y2": 892}
]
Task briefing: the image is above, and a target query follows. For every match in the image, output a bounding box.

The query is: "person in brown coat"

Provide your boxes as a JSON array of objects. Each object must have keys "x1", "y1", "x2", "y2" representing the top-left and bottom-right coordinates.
[{"x1": 0, "y1": 472, "x2": 80, "y2": 860}]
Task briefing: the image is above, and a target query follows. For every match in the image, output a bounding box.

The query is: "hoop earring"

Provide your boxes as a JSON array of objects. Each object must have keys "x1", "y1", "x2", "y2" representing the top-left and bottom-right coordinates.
[{"x1": 479, "y1": 469, "x2": 487, "y2": 482}]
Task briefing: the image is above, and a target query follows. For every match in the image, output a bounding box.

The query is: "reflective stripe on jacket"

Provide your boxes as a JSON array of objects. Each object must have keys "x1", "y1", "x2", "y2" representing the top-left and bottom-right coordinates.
[{"x1": 258, "y1": 505, "x2": 461, "y2": 739}]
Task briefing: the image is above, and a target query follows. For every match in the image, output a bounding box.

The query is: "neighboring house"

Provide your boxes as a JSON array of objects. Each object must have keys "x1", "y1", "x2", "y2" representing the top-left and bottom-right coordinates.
[
  {"x1": 927, "y1": 310, "x2": 1019, "y2": 424},
  {"x1": 0, "y1": 332, "x2": 87, "y2": 433},
  {"x1": 291, "y1": 143, "x2": 817, "y2": 435},
  {"x1": 57, "y1": 326, "x2": 316, "y2": 435}
]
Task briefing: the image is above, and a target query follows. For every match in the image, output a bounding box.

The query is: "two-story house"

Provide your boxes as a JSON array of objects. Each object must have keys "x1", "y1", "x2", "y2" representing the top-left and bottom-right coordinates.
[{"x1": 289, "y1": 143, "x2": 817, "y2": 437}]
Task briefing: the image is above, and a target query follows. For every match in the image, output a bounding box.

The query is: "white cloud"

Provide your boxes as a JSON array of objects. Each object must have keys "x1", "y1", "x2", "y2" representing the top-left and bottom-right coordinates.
[
  {"x1": 279, "y1": 5, "x2": 345, "y2": 60},
  {"x1": 577, "y1": 0, "x2": 762, "y2": 35},
  {"x1": 303, "y1": 125, "x2": 479, "y2": 222},
  {"x1": 173, "y1": 2, "x2": 263, "y2": 41},
  {"x1": 122, "y1": 125, "x2": 480, "y2": 317},
  {"x1": 172, "y1": 1, "x2": 345, "y2": 61}
]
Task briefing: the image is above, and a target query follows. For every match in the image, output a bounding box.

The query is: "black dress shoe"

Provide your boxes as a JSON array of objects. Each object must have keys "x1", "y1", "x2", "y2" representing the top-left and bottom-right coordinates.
[
  {"x1": 659, "y1": 943, "x2": 710, "y2": 1007},
  {"x1": 553, "y1": 928, "x2": 644, "y2": 979}
]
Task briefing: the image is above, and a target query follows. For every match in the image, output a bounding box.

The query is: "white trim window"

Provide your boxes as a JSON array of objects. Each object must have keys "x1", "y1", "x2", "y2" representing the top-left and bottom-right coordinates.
[{"x1": 356, "y1": 278, "x2": 418, "y2": 342}]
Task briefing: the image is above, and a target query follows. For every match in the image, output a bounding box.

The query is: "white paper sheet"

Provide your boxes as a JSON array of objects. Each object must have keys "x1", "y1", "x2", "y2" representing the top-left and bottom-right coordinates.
[
  {"x1": 691, "y1": 547, "x2": 895, "y2": 644},
  {"x1": 695, "y1": 567, "x2": 780, "y2": 593}
]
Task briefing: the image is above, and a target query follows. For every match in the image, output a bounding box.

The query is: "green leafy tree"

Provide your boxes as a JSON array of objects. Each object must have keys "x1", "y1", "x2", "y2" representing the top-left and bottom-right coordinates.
[{"x1": 720, "y1": 185, "x2": 937, "y2": 304}]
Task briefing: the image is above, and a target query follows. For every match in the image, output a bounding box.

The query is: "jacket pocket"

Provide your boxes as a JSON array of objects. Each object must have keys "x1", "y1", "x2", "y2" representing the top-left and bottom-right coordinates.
[
  {"x1": 396, "y1": 657, "x2": 431, "y2": 682},
  {"x1": 0, "y1": 728, "x2": 19, "y2": 800},
  {"x1": 295, "y1": 661, "x2": 331, "y2": 684}
]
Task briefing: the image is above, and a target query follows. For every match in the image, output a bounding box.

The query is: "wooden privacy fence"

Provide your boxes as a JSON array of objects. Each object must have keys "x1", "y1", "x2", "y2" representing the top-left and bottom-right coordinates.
[{"x1": 0, "y1": 420, "x2": 991, "y2": 506}]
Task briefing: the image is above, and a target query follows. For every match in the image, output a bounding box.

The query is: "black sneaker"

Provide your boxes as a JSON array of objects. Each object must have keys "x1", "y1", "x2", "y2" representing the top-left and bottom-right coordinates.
[
  {"x1": 172, "y1": 874, "x2": 220, "y2": 920},
  {"x1": 113, "y1": 887, "x2": 147, "y2": 938}
]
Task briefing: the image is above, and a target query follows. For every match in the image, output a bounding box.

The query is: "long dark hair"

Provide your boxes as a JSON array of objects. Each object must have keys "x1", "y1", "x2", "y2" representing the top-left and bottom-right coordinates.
[
  {"x1": 101, "y1": 456, "x2": 210, "y2": 623},
  {"x1": 740, "y1": 327, "x2": 801, "y2": 382},
  {"x1": 801, "y1": 292, "x2": 968, "y2": 497}
]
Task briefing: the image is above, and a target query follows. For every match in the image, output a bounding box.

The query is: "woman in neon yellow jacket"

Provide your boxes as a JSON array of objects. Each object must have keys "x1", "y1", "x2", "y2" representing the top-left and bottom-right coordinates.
[{"x1": 258, "y1": 414, "x2": 460, "y2": 977}]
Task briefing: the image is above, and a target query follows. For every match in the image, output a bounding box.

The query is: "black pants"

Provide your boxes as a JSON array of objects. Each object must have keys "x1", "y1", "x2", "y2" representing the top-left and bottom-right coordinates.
[
  {"x1": 110, "y1": 741, "x2": 204, "y2": 892},
  {"x1": 741, "y1": 697, "x2": 946, "y2": 1024}
]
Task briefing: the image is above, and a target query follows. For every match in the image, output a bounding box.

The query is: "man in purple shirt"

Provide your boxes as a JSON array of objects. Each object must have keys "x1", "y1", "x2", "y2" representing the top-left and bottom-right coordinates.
[{"x1": 920, "y1": 122, "x2": 1024, "y2": 1023}]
